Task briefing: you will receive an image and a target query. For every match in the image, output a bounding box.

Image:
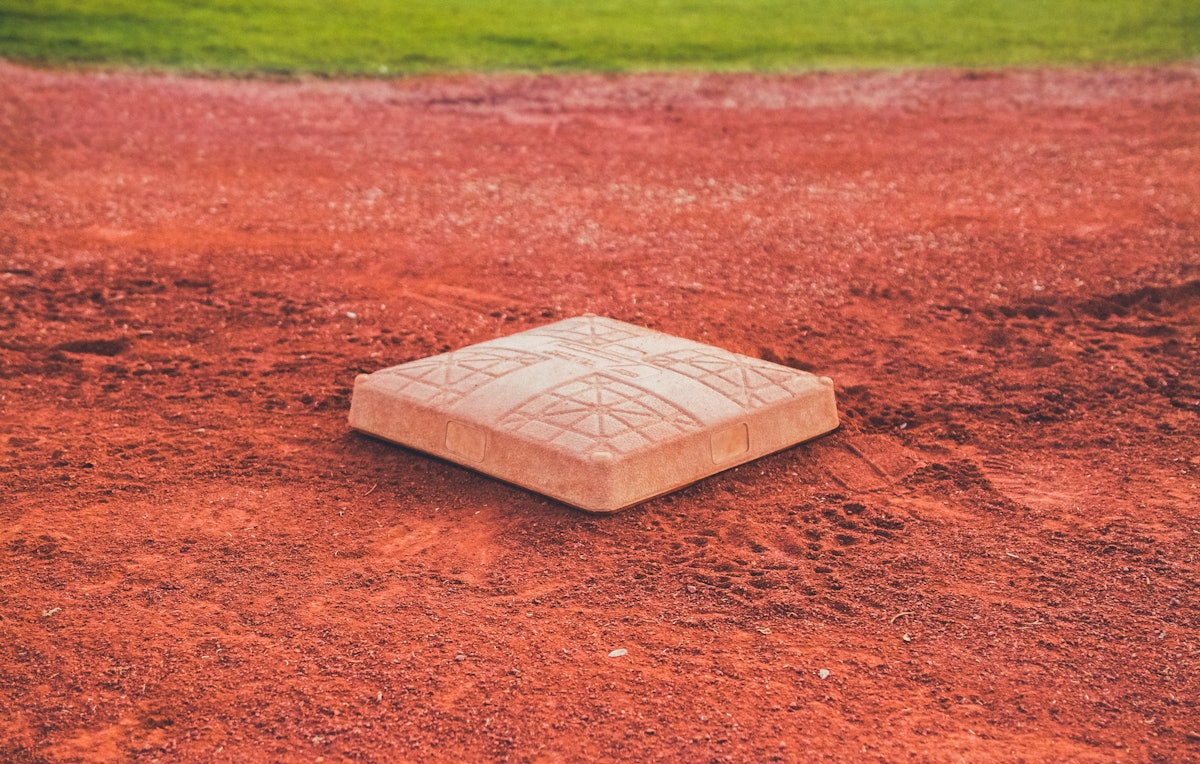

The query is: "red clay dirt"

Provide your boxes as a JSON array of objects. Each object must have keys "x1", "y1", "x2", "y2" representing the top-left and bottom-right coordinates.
[{"x1": 1, "y1": 61, "x2": 1198, "y2": 762}]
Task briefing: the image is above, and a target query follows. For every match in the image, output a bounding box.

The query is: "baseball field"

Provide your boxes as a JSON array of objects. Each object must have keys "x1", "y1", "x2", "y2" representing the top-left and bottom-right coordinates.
[{"x1": 2, "y1": 3, "x2": 1199, "y2": 761}]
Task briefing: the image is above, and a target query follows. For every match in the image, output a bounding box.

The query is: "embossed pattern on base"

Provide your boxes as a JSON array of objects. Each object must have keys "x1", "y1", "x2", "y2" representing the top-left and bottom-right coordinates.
[{"x1": 350, "y1": 316, "x2": 839, "y2": 512}]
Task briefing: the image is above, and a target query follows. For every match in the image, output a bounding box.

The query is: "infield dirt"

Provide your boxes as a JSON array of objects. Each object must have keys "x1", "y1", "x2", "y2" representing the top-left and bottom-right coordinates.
[{"x1": 1, "y1": 62, "x2": 1198, "y2": 761}]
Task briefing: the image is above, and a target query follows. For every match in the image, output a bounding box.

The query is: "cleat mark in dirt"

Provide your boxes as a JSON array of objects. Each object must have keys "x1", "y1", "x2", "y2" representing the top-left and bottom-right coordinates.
[
  {"x1": 976, "y1": 454, "x2": 1055, "y2": 510},
  {"x1": 645, "y1": 485, "x2": 912, "y2": 621},
  {"x1": 811, "y1": 433, "x2": 924, "y2": 493},
  {"x1": 400, "y1": 280, "x2": 519, "y2": 315},
  {"x1": 1077, "y1": 278, "x2": 1200, "y2": 321}
]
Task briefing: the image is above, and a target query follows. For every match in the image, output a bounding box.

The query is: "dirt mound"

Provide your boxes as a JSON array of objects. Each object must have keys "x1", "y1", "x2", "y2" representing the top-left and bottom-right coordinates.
[{"x1": 2, "y1": 61, "x2": 1198, "y2": 761}]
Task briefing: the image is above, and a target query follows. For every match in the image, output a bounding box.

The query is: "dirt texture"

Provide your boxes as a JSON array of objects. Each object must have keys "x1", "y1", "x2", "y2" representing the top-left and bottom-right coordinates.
[{"x1": 2, "y1": 61, "x2": 1199, "y2": 762}]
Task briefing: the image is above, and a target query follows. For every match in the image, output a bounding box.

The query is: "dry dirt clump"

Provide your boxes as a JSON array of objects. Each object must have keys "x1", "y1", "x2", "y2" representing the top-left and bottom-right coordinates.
[{"x1": 1, "y1": 62, "x2": 1198, "y2": 761}]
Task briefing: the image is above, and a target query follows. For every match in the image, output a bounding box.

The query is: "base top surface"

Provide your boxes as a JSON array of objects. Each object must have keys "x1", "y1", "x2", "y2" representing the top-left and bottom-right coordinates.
[{"x1": 350, "y1": 316, "x2": 838, "y2": 510}]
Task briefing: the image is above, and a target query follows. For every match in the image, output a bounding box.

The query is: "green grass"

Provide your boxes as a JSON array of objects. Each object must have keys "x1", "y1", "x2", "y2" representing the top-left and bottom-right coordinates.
[{"x1": 1, "y1": 0, "x2": 1197, "y2": 74}]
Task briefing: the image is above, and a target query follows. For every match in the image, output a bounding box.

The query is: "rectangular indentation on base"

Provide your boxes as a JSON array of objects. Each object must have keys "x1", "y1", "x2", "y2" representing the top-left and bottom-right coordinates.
[
  {"x1": 445, "y1": 420, "x2": 487, "y2": 462},
  {"x1": 710, "y1": 422, "x2": 749, "y2": 464}
]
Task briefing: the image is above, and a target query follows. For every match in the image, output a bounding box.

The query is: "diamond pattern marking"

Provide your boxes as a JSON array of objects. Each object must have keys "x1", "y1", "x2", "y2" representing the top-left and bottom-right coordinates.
[
  {"x1": 647, "y1": 348, "x2": 811, "y2": 409},
  {"x1": 377, "y1": 346, "x2": 547, "y2": 407},
  {"x1": 534, "y1": 316, "x2": 646, "y2": 348},
  {"x1": 498, "y1": 373, "x2": 703, "y2": 455}
]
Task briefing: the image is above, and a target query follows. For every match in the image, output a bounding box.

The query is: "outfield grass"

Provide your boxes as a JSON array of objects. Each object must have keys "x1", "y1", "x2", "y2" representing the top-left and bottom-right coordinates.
[{"x1": 0, "y1": 0, "x2": 1197, "y2": 73}]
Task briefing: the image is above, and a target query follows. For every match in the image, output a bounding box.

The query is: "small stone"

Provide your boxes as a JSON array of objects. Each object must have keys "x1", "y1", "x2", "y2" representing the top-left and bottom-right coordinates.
[
  {"x1": 819, "y1": 669, "x2": 830, "y2": 680},
  {"x1": 608, "y1": 648, "x2": 628, "y2": 658}
]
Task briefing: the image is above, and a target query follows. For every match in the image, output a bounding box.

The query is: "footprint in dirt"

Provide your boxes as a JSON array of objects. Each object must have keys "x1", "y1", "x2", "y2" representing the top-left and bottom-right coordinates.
[
  {"x1": 809, "y1": 432, "x2": 925, "y2": 493},
  {"x1": 653, "y1": 489, "x2": 911, "y2": 618}
]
